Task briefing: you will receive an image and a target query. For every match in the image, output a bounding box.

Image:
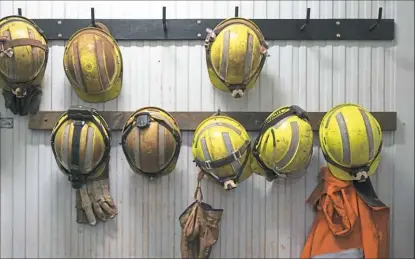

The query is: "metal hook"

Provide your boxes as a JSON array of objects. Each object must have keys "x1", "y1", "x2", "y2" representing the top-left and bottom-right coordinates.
[
  {"x1": 300, "y1": 8, "x2": 311, "y2": 31},
  {"x1": 235, "y1": 6, "x2": 239, "y2": 17},
  {"x1": 162, "y1": 6, "x2": 167, "y2": 31},
  {"x1": 91, "y1": 7, "x2": 96, "y2": 27},
  {"x1": 17, "y1": 8, "x2": 22, "y2": 16},
  {"x1": 369, "y1": 7, "x2": 383, "y2": 31}
]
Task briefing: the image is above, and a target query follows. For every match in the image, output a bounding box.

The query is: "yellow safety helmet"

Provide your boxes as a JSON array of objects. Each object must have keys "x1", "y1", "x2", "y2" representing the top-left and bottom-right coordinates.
[
  {"x1": 121, "y1": 107, "x2": 182, "y2": 178},
  {"x1": 51, "y1": 105, "x2": 111, "y2": 189},
  {"x1": 319, "y1": 103, "x2": 383, "y2": 181},
  {"x1": 192, "y1": 112, "x2": 253, "y2": 190},
  {"x1": 0, "y1": 15, "x2": 48, "y2": 115},
  {"x1": 251, "y1": 105, "x2": 314, "y2": 181},
  {"x1": 63, "y1": 23, "x2": 122, "y2": 103},
  {"x1": 204, "y1": 18, "x2": 268, "y2": 98}
]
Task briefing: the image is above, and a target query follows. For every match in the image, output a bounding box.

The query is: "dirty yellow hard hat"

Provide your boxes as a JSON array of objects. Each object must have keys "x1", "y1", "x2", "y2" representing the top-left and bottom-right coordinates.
[
  {"x1": 63, "y1": 23, "x2": 122, "y2": 103},
  {"x1": 121, "y1": 107, "x2": 182, "y2": 178},
  {"x1": 251, "y1": 105, "x2": 314, "y2": 181},
  {"x1": 51, "y1": 105, "x2": 111, "y2": 189},
  {"x1": 319, "y1": 103, "x2": 383, "y2": 181},
  {"x1": 192, "y1": 112, "x2": 253, "y2": 190},
  {"x1": 204, "y1": 18, "x2": 268, "y2": 98},
  {"x1": 0, "y1": 15, "x2": 48, "y2": 115}
]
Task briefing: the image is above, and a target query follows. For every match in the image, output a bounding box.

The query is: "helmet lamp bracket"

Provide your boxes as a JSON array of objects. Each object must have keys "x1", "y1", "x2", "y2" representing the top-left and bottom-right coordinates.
[{"x1": 136, "y1": 113, "x2": 151, "y2": 129}]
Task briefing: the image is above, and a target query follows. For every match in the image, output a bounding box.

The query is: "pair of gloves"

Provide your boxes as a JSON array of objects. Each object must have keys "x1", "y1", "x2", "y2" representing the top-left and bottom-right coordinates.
[{"x1": 75, "y1": 169, "x2": 117, "y2": 225}]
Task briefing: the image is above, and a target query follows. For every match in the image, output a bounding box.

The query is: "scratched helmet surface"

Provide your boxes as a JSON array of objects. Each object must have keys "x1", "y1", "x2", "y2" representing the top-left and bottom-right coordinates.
[
  {"x1": 0, "y1": 15, "x2": 48, "y2": 116},
  {"x1": 204, "y1": 17, "x2": 268, "y2": 98},
  {"x1": 251, "y1": 105, "x2": 314, "y2": 181},
  {"x1": 63, "y1": 23, "x2": 122, "y2": 103},
  {"x1": 121, "y1": 107, "x2": 182, "y2": 178},
  {"x1": 319, "y1": 103, "x2": 383, "y2": 181},
  {"x1": 51, "y1": 105, "x2": 111, "y2": 189},
  {"x1": 192, "y1": 112, "x2": 253, "y2": 190}
]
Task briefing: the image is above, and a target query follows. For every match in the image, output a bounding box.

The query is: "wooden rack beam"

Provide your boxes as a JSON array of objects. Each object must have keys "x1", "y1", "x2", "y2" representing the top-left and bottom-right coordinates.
[{"x1": 28, "y1": 111, "x2": 397, "y2": 131}]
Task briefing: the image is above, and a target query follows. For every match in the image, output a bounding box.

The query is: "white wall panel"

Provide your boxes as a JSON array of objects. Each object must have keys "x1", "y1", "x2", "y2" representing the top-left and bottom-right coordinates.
[{"x1": 0, "y1": 0, "x2": 413, "y2": 258}]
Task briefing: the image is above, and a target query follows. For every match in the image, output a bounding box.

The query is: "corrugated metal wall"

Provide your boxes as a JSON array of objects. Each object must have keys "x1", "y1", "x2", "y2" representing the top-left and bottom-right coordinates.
[{"x1": 0, "y1": 1, "x2": 413, "y2": 258}]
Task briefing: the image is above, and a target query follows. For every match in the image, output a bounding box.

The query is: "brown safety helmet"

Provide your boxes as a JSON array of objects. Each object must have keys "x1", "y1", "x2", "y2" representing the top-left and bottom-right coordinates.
[{"x1": 121, "y1": 107, "x2": 182, "y2": 178}]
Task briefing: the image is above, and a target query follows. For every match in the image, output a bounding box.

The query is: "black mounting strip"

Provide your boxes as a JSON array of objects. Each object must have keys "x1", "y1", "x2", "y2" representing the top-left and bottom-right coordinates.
[{"x1": 29, "y1": 10, "x2": 394, "y2": 41}]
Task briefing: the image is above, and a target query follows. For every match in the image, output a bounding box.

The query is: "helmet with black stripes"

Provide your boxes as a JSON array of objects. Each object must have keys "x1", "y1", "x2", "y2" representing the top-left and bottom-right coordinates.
[
  {"x1": 251, "y1": 105, "x2": 314, "y2": 181},
  {"x1": 121, "y1": 107, "x2": 182, "y2": 178},
  {"x1": 192, "y1": 112, "x2": 253, "y2": 190},
  {"x1": 319, "y1": 103, "x2": 383, "y2": 181},
  {"x1": 63, "y1": 22, "x2": 122, "y2": 103},
  {"x1": 204, "y1": 18, "x2": 268, "y2": 98},
  {"x1": 51, "y1": 105, "x2": 111, "y2": 189}
]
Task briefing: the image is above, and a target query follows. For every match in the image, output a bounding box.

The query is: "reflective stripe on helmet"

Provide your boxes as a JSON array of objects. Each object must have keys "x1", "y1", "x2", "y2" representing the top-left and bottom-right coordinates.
[
  {"x1": 335, "y1": 112, "x2": 352, "y2": 165},
  {"x1": 243, "y1": 33, "x2": 254, "y2": 84},
  {"x1": 274, "y1": 121, "x2": 300, "y2": 170},
  {"x1": 60, "y1": 124, "x2": 71, "y2": 169},
  {"x1": 219, "y1": 30, "x2": 230, "y2": 80},
  {"x1": 84, "y1": 126, "x2": 95, "y2": 172},
  {"x1": 133, "y1": 128, "x2": 141, "y2": 166},
  {"x1": 71, "y1": 40, "x2": 87, "y2": 93},
  {"x1": 158, "y1": 124, "x2": 166, "y2": 168},
  {"x1": 222, "y1": 132, "x2": 242, "y2": 175},
  {"x1": 194, "y1": 121, "x2": 242, "y2": 147},
  {"x1": 359, "y1": 108, "x2": 375, "y2": 160}
]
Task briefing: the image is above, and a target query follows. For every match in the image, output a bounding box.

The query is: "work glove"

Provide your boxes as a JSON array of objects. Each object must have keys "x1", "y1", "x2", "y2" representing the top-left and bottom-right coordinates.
[
  {"x1": 2, "y1": 86, "x2": 42, "y2": 116},
  {"x1": 75, "y1": 168, "x2": 117, "y2": 225},
  {"x1": 179, "y1": 171, "x2": 224, "y2": 259}
]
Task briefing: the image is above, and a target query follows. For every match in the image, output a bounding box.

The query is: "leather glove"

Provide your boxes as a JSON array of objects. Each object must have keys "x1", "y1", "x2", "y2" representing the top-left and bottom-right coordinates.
[
  {"x1": 179, "y1": 171, "x2": 223, "y2": 259},
  {"x1": 75, "y1": 168, "x2": 117, "y2": 225},
  {"x1": 2, "y1": 87, "x2": 42, "y2": 116}
]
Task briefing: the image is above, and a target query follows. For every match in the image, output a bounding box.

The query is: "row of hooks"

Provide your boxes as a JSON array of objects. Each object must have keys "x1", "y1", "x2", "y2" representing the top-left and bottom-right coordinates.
[
  {"x1": 16, "y1": 6, "x2": 384, "y2": 32},
  {"x1": 300, "y1": 7, "x2": 383, "y2": 31}
]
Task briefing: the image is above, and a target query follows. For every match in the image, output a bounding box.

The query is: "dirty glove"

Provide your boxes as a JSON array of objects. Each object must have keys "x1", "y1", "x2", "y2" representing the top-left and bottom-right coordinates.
[
  {"x1": 179, "y1": 171, "x2": 224, "y2": 259},
  {"x1": 2, "y1": 87, "x2": 42, "y2": 116},
  {"x1": 75, "y1": 169, "x2": 117, "y2": 225}
]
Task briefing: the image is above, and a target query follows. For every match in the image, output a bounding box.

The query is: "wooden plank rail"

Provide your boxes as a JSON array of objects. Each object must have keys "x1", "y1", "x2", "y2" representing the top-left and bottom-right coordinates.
[{"x1": 28, "y1": 111, "x2": 397, "y2": 131}]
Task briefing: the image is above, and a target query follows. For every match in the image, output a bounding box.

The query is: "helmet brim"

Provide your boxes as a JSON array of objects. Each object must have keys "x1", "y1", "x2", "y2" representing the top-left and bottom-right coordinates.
[{"x1": 72, "y1": 79, "x2": 122, "y2": 103}]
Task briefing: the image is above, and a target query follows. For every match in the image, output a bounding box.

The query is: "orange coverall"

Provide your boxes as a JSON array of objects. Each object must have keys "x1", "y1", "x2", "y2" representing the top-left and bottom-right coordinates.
[{"x1": 301, "y1": 167, "x2": 390, "y2": 259}]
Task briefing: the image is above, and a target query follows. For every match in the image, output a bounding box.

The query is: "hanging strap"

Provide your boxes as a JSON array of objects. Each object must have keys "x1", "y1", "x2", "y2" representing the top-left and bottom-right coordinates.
[
  {"x1": 120, "y1": 110, "x2": 182, "y2": 177},
  {"x1": 195, "y1": 140, "x2": 251, "y2": 185},
  {"x1": 252, "y1": 105, "x2": 309, "y2": 179},
  {"x1": 193, "y1": 171, "x2": 205, "y2": 202},
  {"x1": 68, "y1": 114, "x2": 86, "y2": 189},
  {"x1": 0, "y1": 37, "x2": 47, "y2": 51},
  {"x1": 194, "y1": 140, "x2": 250, "y2": 170}
]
